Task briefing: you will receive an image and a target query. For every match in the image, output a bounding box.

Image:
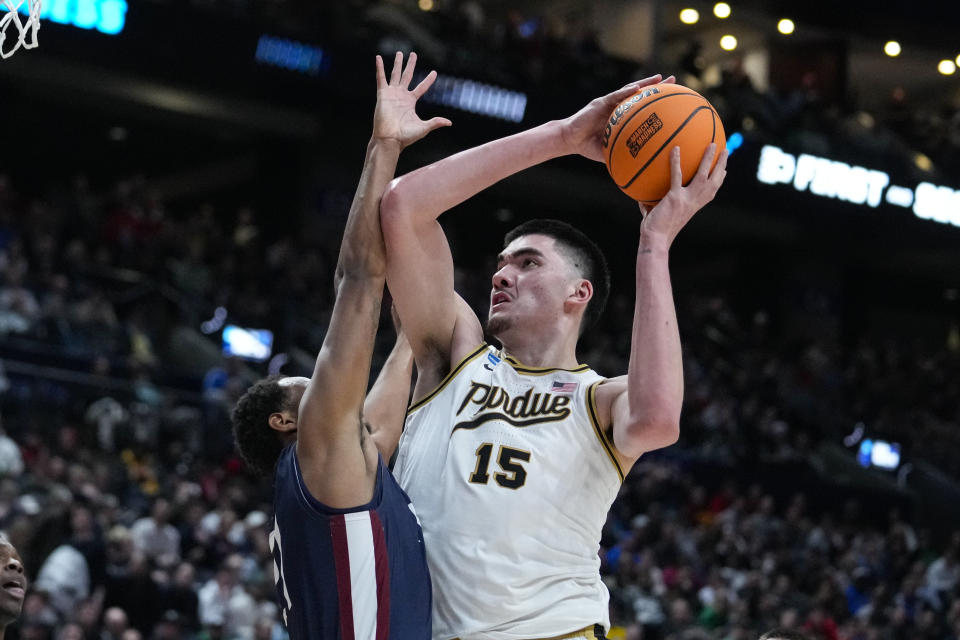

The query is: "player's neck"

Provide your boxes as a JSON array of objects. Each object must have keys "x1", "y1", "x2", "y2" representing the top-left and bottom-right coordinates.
[{"x1": 499, "y1": 329, "x2": 580, "y2": 370}]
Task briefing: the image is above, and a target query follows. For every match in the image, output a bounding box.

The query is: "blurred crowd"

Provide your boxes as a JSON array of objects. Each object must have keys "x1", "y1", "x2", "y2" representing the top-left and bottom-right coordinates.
[
  {"x1": 603, "y1": 460, "x2": 960, "y2": 640},
  {"x1": 0, "y1": 163, "x2": 957, "y2": 640}
]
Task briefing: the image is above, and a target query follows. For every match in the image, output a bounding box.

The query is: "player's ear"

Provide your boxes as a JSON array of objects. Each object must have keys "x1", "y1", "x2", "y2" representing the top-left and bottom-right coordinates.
[
  {"x1": 567, "y1": 278, "x2": 593, "y2": 307},
  {"x1": 268, "y1": 412, "x2": 297, "y2": 433}
]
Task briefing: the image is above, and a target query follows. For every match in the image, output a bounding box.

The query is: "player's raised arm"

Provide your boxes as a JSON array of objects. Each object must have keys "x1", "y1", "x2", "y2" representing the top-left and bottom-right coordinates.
[
  {"x1": 296, "y1": 52, "x2": 448, "y2": 507},
  {"x1": 596, "y1": 143, "x2": 728, "y2": 464},
  {"x1": 363, "y1": 308, "x2": 414, "y2": 461},
  {"x1": 380, "y1": 76, "x2": 667, "y2": 388}
]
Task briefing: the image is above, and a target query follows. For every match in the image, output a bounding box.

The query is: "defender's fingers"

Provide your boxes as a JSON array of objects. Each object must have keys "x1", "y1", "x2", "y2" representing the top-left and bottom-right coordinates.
[
  {"x1": 412, "y1": 69, "x2": 438, "y2": 98},
  {"x1": 670, "y1": 146, "x2": 683, "y2": 190},
  {"x1": 389, "y1": 51, "x2": 403, "y2": 85},
  {"x1": 662, "y1": 75, "x2": 676, "y2": 84},
  {"x1": 375, "y1": 55, "x2": 387, "y2": 87},
  {"x1": 696, "y1": 143, "x2": 718, "y2": 181},
  {"x1": 401, "y1": 51, "x2": 418, "y2": 88}
]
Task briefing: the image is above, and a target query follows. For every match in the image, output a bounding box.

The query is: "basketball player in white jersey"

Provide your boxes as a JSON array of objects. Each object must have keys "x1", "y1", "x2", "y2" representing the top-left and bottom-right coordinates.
[{"x1": 380, "y1": 75, "x2": 728, "y2": 640}]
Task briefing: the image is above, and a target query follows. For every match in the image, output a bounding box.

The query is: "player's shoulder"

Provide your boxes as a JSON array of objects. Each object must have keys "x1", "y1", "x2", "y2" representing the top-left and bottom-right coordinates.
[
  {"x1": 597, "y1": 374, "x2": 627, "y2": 389},
  {"x1": 591, "y1": 375, "x2": 627, "y2": 418}
]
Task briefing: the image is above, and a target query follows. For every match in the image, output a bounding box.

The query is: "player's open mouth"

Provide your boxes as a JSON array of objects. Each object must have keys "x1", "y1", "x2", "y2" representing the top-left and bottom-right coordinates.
[
  {"x1": 491, "y1": 292, "x2": 510, "y2": 307},
  {"x1": 2, "y1": 581, "x2": 24, "y2": 599}
]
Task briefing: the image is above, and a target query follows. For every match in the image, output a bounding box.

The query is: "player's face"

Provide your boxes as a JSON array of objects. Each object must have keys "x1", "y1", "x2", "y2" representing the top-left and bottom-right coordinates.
[
  {"x1": 488, "y1": 234, "x2": 580, "y2": 338},
  {"x1": 0, "y1": 544, "x2": 26, "y2": 622}
]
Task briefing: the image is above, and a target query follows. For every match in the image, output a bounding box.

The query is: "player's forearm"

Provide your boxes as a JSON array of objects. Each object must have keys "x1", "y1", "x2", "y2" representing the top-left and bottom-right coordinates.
[
  {"x1": 625, "y1": 232, "x2": 684, "y2": 433},
  {"x1": 336, "y1": 137, "x2": 404, "y2": 284},
  {"x1": 381, "y1": 120, "x2": 569, "y2": 227},
  {"x1": 364, "y1": 333, "x2": 415, "y2": 460}
]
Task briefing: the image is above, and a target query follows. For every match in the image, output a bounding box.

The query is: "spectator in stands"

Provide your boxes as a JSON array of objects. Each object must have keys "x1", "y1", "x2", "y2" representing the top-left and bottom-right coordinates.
[
  {"x1": 100, "y1": 606, "x2": 129, "y2": 640},
  {"x1": 197, "y1": 554, "x2": 255, "y2": 639},
  {"x1": 34, "y1": 542, "x2": 89, "y2": 622},
  {"x1": 129, "y1": 498, "x2": 180, "y2": 568},
  {"x1": 0, "y1": 421, "x2": 23, "y2": 478},
  {"x1": 758, "y1": 630, "x2": 812, "y2": 640}
]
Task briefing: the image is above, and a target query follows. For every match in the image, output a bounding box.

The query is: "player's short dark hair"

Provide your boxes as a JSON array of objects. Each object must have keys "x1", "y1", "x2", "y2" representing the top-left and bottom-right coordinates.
[
  {"x1": 759, "y1": 630, "x2": 812, "y2": 640},
  {"x1": 231, "y1": 376, "x2": 294, "y2": 476},
  {"x1": 504, "y1": 219, "x2": 610, "y2": 332}
]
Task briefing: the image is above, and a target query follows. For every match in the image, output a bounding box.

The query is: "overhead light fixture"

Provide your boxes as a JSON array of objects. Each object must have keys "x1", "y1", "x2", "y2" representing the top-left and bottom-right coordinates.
[
  {"x1": 777, "y1": 18, "x2": 795, "y2": 35},
  {"x1": 679, "y1": 8, "x2": 699, "y2": 24},
  {"x1": 938, "y1": 59, "x2": 956, "y2": 75},
  {"x1": 884, "y1": 41, "x2": 901, "y2": 57},
  {"x1": 713, "y1": 3, "x2": 731, "y2": 18},
  {"x1": 914, "y1": 153, "x2": 933, "y2": 171},
  {"x1": 720, "y1": 35, "x2": 737, "y2": 51}
]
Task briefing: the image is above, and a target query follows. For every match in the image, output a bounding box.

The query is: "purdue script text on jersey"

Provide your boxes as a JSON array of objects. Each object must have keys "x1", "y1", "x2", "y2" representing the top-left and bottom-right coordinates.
[
  {"x1": 393, "y1": 344, "x2": 624, "y2": 640},
  {"x1": 452, "y1": 381, "x2": 573, "y2": 431}
]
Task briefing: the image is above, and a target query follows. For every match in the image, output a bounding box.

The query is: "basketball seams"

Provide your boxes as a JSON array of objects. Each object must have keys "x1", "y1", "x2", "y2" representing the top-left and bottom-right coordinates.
[
  {"x1": 604, "y1": 90, "x2": 705, "y2": 169},
  {"x1": 619, "y1": 105, "x2": 714, "y2": 190}
]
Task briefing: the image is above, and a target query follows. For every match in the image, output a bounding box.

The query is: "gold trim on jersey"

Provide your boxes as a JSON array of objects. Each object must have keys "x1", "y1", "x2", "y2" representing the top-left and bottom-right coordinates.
[
  {"x1": 546, "y1": 626, "x2": 600, "y2": 640},
  {"x1": 407, "y1": 343, "x2": 489, "y2": 414},
  {"x1": 450, "y1": 625, "x2": 599, "y2": 640},
  {"x1": 587, "y1": 380, "x2": 624, "y2": 483},
  {"x1": 499, "y1": 352, "x2": 591, "y2": 376}
]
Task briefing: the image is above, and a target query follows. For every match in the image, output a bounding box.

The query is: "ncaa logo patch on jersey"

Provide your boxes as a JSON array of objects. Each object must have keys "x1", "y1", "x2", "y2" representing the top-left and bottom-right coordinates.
[{"x1": 484, "y1": 353, "x2": 502, "y2": 371}]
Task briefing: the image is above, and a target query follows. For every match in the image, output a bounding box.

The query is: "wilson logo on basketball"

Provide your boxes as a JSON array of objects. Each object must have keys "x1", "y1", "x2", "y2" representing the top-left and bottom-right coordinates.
[
  {"x1": 626, "y1": 113, "x2": 664, "y2": 158},
  {"x1": 602, "y1": 86, "x2": 661, "y2": 147}
]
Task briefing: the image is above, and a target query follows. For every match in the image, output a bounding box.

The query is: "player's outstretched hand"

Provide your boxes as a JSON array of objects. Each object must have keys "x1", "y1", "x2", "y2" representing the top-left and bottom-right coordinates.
[
  {"x1": 374, "y1": 51, "x2": 451, "y2": 148},
  {"x1": 638, "y1": 144, "x2": 728, "y2": 247},
  {"x1": 560, "y1": 75, "x2": 675, "y2": 162}
]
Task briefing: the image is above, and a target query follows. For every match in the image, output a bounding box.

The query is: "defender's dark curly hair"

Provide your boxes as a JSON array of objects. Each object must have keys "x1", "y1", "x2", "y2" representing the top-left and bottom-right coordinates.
[
  {"x1": 231, "y1": 376, "x2": 294, "y2": 476},
  {"x1": 504, "y1": 219, "x2": 610, "y2": 333}
]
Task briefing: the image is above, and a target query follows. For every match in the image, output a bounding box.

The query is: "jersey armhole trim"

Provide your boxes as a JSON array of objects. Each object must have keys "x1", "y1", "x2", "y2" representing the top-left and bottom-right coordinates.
[
  {"x1": 587, "y1": 380, "x2": 625, "y2": 483},
  {"x1": 407, "y1": 342, "x2": 489, "y2": 414},
  {"x1": 290, "y1": 448, "x2": 384, "y2": 516}
]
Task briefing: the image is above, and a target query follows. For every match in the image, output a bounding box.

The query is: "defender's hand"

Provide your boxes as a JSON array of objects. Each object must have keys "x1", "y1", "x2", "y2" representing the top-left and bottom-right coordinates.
[
  {"x1": 560, "y1": 75, "x2": 674, "y2": 162},
  {"x1": 374, "y1": 52, "x2": 451, "y2": 148},
  {"x1": 638, "y1": 144, "x2": 729, "y2": 247}
]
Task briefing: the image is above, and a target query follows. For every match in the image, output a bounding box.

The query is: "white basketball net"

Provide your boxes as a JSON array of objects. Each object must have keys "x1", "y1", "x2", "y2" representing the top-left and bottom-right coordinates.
[{"x1": 0, "y1": 0, "x2": 41, "y2": 59}]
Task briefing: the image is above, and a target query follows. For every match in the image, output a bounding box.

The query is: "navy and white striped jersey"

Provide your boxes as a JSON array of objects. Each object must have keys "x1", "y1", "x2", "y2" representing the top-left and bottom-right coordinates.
[{"x1": 269, "y1": 444, "x2": 432, "y2": 640}]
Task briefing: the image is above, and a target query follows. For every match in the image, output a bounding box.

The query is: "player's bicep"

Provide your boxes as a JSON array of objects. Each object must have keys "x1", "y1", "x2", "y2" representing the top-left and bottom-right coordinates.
[
  {"x1": 596, "y1": 377, "x2": 642, "y2": 467},
  {"x1": 600, "y1": 375, "x2": 679, "y2": 463}
]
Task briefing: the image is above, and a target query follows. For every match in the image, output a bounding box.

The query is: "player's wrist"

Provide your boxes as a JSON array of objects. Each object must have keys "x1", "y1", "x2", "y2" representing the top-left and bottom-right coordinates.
[
  {"x1": 368, "y1": 134, "x2": 405, "y2": 153},
  {"x1": 544, "y1": 120, "x2": 576, "y2": 156},
  {"x1": 637, "y1": 230, "x2": 672, "y2": 255}
]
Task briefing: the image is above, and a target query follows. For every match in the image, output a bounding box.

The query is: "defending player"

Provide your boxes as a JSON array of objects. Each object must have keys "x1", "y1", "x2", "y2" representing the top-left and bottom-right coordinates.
[
  {"x1": 381, "y1": 77, "x2": 728, "y2": 639},
  {"x1": 231, "y1": 52, "x2": 449, "y2": 640}
]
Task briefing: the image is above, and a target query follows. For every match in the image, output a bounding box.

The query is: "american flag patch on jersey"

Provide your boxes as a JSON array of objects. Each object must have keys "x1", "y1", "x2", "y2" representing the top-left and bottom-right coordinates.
[{"x1": 551, "y1": 380, "x2": 579, "y2": 393}]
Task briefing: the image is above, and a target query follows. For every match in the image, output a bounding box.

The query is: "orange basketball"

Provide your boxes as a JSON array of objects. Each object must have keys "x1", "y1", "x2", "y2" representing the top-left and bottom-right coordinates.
[{"x1": 602, "y1": 83, "x2": 725, "y2": 206}]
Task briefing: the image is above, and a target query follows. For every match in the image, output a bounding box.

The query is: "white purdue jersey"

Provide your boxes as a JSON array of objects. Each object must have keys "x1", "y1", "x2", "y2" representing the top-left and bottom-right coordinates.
[{"x1": 393, "y1": 344, "x2": 625, "y2": 640}]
